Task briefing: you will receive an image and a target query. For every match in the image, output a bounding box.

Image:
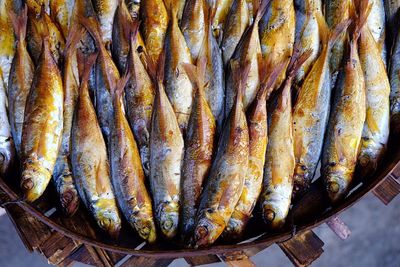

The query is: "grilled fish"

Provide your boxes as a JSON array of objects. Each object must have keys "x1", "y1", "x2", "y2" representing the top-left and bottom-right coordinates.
[
  {"x1": 141, "y1": 0, "x2": 168, "y2": 63},
  {"x1": 0, "y1": 0, "x2": 15, "y2": 92},
  {"x1": 71, "y1": 53, "x2": 121, "y2": 237},
  {"x1": 124, "y1": 22, "x2": 155, "y2": 177},
  {"x1": 294, "y1": 0, "x2": 322, "y2": 85},
  {"x1": 224, "y1": 58, "x2": 286, "y2": 238},
  {"x1": 49, "y1": 0, "x2": 75, "y2": 38},
  {"x1": 292, "y1": 17, "x2": 351, "y2": 198},
  {"x1": 259, "y1": 0, "x2": 295, "y2": 90},
  {"x1": 325, "y1": 0, "x2": 351, "y2": 87},
  {"x1": 220, "y1": 0, "x2": 250, "y2": 66},
  {"x1": 109, "y1": 75, "x2": 156, "y2": 243},
  {"x1": 52, "y1": 27, "x2": 82, "y2": 216},
  {"x1": 164, "y1": 6, "x2": 194, "y2": 133},
  {"x1": 81, "y1": 16, "x2": 120, "y2": 142},
  {"x1": 7, "y1": 6, "x2": 34, "y2": 156},
  {"x1": 260, "y1": 51, "x2": 310, "y2": 229},
  {"x1": 20, "y1": 31, "x2": 63, "y2": 202},
  {"x1": 321, "y1": 8, "x2": 367, "y2": 203},
  {"x1": 181, "y1": 0, "x2": 206, "y2": 61},
  {"x1": 193, "y1": 62, "x2": 250, "y2": 248},
  {"x1": 92, "y1": 0, "x2": 118, "y2": 49},
  {"x1": 357, "y1": 0, "x2": 390, "y2": 179},
  {"x1": 180, "y1": 57, "x2": 216, "y2": 242},
  {"x1": 197, "y1": 6, "x2": 225, "y2": 132},
  {"x1": 148, "y1": 53, "x2": 184, "y2": 239},
  {"x1": 225, "y1": 0, "x2": 267, "y2": 117}
]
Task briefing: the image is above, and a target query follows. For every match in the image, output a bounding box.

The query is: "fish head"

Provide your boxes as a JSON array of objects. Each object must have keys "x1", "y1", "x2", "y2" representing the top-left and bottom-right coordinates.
[
  {"x1": 261, "y1": 201, "x2": 288, "y2": 230},
  {"x1": 193, "y1": 208, "x2": 226, "y2": 247},
  {"x1": 132, "y1": 213, "x2": 157, "y2": 243},
  {"x1": 0, "y1": 138, "x2": 14, "y2": 177},
  {"x1": 357, "y1": 142, "x2": 382, "y2": 180},
  {"x1": 94, "y1": 199, "x2": 122, "y2": 238},
  {"x1": 58, "y1": 177, "x2": 80, "y2": 216},
  {"x1": 20, "y1": 162, "x2": 51, "y2": 202},
  {"x1": 156, "y1": 201, "x2": 179, "y2": 239},
  {"x1": 224, "y1": 217, "x2": 246, "y2": 240},
  {"x1": 293, "y1": 163, "x2": 312, "y2": 198},
  {"x1": 324, "y1": 165, "x2": 352, "y2": 204}
]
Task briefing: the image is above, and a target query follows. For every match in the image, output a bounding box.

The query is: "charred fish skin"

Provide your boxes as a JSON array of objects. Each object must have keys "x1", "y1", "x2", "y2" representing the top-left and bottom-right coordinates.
[
  {"x1": 366, "y1": 0, "x2": 386, "y2": 65},
  {"x1": 294, "y1": 0, "x2": 322, "y2": 85},
  {"x1": 193, "y1": 63, "x2": 249, "y2": 248},
  {"x1": 292, "y1": 16, "x2": 350, "y2": 198},
  {"x1": 181, "y1": 0, "x2": 206, "y2": 61},
  {"x1": 109, "y1": 77, "x2": 156, "y2": 243},
  {"x1": 7, "y1": 6, "x2": 34, "y2": 156},
  {"x1": 389, "y1": 26, "x2": 400, "y2": 134},
  {"x1": 260, "y1": 51, "x2": 310, "y2": 229},
  {"x1": 220, "y1": 0, "x2": 250, "y2": 66},
  {"x1": 125, "y1": 24, "x2": 155, "y2": 177},
  {"x1": 71, "y1": 54, "x2": 121, "y2": 238},
  {"x1": 357, "y1": 2, "x2": 390, "y2": 180},
  {"x1": 81, "y1": 17, "x2": 120, "y2": 142},
  {"x1": 148, "y1": 54, "x2": 184, "y2": 240},
  {"x1": 322, "y1": 21, "x2": 366, "y2": 204},
  {"x1": 92, "y1": 0, "x2": 118, "y2": 49},
  {"x1": 225, "y1": 1, "x2": 267, "y2": 117},
  {"x1": 259, "y1": 0, "x2": 295, "y2": 90},
  {"x1": 198, "y1": 5, "x2": 225, "y2": 133},
  {"x1": 180, "y1": 59, "x2": 216, "y2": 242},
  {"x1": 325, "y1": 0, "x2": 351, "y2": 88},
  {"x1": 20, "y1": 35, "x2": 63, "y2": 202},
  {"x1": 141, "y1": 0, "x2": 168, "y2": 63},
  {"x1": 164, "y1": 7, "x2": 194, "y2": 133}
]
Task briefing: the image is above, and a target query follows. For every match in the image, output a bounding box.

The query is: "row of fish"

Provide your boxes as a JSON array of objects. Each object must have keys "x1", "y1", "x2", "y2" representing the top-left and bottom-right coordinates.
[{"x1": 0, "y1": 0, "x2": 398, "y2": 248}]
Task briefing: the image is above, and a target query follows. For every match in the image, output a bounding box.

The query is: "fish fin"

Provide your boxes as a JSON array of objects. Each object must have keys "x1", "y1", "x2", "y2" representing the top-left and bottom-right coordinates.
[
  {"x1": 253, "y1": 0, "x2": 270, "y2": 24},
  {"x1": 366, "y1": 108, "x2": 380, "y2": 134},
  {"x1": 129, "y1": 19, "x2": 141, "y2": 49},
  {"x1": 118, "y1": 0, "x2": 134, "y2": 41},
  {"x1": 112, "y1": 73, "x2": 131, "y2": 99},
  {"x1": 231, "y1": 60, "x2": 251, "y2": 107},
  {"x1": 286, "y1": 46, "x2": 313, "y2": 79},
  {"x1": 79, "y1": 16, "x2": 103, "y2": 48},
  {"x1": 77, "y1": 51, "x2": 98, "y2": 90},
  {"x1": 64, "y1": 25, "x2": 86, "y2": 59},
  {"x1": 181, "y1": 53, "x2": 207, "y2": 98},
  {"x1": 350, "y1": 0, "x2": 372, "y2": 42},
  {"x1": 257, "y1": 55, "x2": 288, "y2": 101},
  {"x1": 143, "y1": 48, "x2": 165, "y2": 90},
  {"x1": 8, "y1": 4, "x2": 28, "y2": 42}
]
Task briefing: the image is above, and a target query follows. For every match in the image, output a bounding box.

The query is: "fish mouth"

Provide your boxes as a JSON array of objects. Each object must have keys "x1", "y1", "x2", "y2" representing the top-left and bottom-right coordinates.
[
  {"x1": 261, "y1": 202, "x2": 286, "y2": 230},
  {"x1": 0, "y1": 145, "x2": 14, "y2": 176},
  {"x1": 159, "y1": 212, "x2": 179, "y2": 239},
  {"x1": 134, "y1": 218, "x2": 157, "y2": 243},
  {"x1": 96, "y1": 208, "x2": 122, "y2": 238},
  {"x1": 193, "y1": 215, "x2": 225, "y2": 248},
  {"x1": 224, "y1": 218, "x2": 246, "y2": 240},
  {"x1": 357, "y1": 152, "x2": 378, "y2": 180},
  {"x1": 324, "y1": 172, "x2": 350, "y2": 204},
  {"x1": 20, "y1": 165, "x2": 51, "y2": 202},
  {"x1": 60, "y1": 188, "x2": 79, "y2": 216}
]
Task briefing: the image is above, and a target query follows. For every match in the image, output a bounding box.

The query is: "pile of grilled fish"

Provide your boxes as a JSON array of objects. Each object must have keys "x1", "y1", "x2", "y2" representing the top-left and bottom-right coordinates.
[{"x1": 0, "y1": 0, "x2": 398, "y2": 247}]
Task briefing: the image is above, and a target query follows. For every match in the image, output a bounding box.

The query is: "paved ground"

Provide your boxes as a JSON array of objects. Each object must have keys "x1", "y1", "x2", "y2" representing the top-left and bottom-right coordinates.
[{"x1": 0, "y1": 193, "x2": 399, "y2": 267}]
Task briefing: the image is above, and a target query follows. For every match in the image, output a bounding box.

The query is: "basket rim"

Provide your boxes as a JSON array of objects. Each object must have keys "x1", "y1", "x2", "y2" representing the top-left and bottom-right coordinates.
[{"x1": 1, "y1": 152, "x2": 399, "y2": 258}]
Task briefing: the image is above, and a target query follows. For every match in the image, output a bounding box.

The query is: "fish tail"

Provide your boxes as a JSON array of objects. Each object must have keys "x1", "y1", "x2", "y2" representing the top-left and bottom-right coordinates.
[
  {"x1": 128, "y1": 19, "x2": 140, "y2": 49},
  {"x1": 64, "y1": 25, "x2": 86, "y2": 59},
  {"x1": 143, "y1": 48, "x2": 165, "y2": 92},
  {"x1": 112, "y1": 73, "x2": 131, "y2": 99},
  {"x1": 9, "y1": 4, "x2": 28, "y2": 42},
  {"x1": 286, "y1": 48, "x2": 313, "y2": 80},
  {"x1": 182, "y1": 54, "x2": 206, "y2": 99},
  {"x1": 350, "y1": 0, "x2": 372, "y2": 43},
  {"x1": 79, "y1": 16, "x2": 103, "y2": 48},
  {"x1": 253, "y1": 0, "x2": 270, "y2": 24},
  {"x1": 231, "y1": 60, "x2": 251, "y2": 107},
  {"x1": 257, "y1": 54, "x2": 288, "y2": 100},
  {"x1": 77, "y1": 51, "x2": 98, "y2": 91}
]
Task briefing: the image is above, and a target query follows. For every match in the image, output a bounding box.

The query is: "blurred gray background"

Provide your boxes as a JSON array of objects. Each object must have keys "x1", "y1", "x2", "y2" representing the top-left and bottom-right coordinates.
[{"x1": 0, "y1": 193, "x2": 398, "y2": 267}]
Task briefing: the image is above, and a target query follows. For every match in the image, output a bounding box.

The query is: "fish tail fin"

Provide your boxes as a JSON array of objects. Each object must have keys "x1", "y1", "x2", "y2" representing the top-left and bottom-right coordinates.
[
  {"x1": 79, "y1": 16, "x2": 103, "y2": 48},
  {"x1": 9, "y1": 4, "x2": 28, "y2": 42},
  {"x1": 77, "y1": 51, "x2": 98, "y2": 92},
  {"x1": 112, "y1": 73, "x2": 131, "y2": 99},
  {"x1": 117, "y1": 0, "x2": 134, "y2": 41},
  {"x1": 350, "y1": 0, "x2": 372, "y2": 42},
  {"x1": 287, "y1": 46, "x2": 313, "y2": 79},
  {"x1": 64, "y1": 25, "x2": 85, "y2": 59},
  {"x1": 231, "y1": 60, "x2": 251, "y2": 108},
  {"x1": 254, "y1": 0, "x2": 270, "y2": 24},
  {"x1": 129, "y1": 19, "x2": 140, "y2": 49},
  {"x1": 143, "y1": 48, "x2": 165, "y2": 91},
  {"x1": 257, "y1": 54, "x2": 288, "y2": 101},
  {"x1": 182, "y1": 53, "x2": 207, "y2": 98}
]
